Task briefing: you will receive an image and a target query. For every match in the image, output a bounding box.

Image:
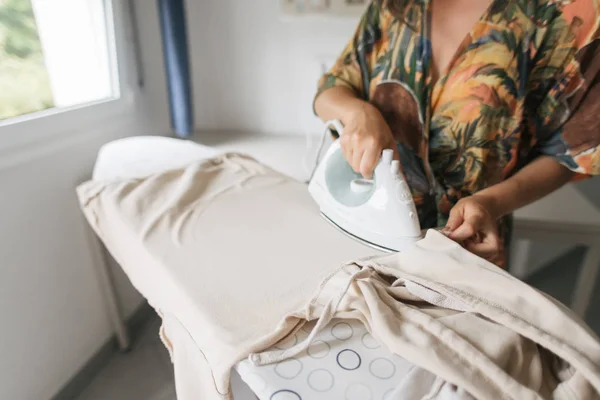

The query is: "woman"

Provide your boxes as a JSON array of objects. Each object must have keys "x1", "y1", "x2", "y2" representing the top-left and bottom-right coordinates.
[{"x1": 314, "y1": 0, "x2": 600, "y2": 267}]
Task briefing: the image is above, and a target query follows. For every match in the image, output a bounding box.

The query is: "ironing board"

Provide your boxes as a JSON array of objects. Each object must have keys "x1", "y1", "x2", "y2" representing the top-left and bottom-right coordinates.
[
  {"x1": 234, "y1": 318, "x2": 417, "y2": 400},
  {"x1": 88, "y1": 135, "x2": 424, "y2": 399},
  {"x1": 87, "y1": 136, "x2": 219, "y2": 351}
]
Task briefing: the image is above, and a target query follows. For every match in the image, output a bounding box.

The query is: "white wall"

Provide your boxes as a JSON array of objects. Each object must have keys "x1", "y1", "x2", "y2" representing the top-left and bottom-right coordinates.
[
  {"x1": 0, "y1": 1, "x2": 168, "y2": 399},
  {"x1": 133, "y1": 0, "x2": 170, "y2": 133},
  {"x1": 137, "y1": 0, "x2": 359, "y2": 136},
  {"x1": 0, "y1": 114, "x2": 161, "y2": 400},
  {"x1": 189, "y1": 0, "x2": 358, "y2": 135}
]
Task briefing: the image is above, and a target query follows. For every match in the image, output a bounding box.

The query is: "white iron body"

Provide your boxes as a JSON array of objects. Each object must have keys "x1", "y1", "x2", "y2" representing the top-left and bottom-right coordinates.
[{"x1": 308, "y1": 120, "x2": 423, "y2": 252}]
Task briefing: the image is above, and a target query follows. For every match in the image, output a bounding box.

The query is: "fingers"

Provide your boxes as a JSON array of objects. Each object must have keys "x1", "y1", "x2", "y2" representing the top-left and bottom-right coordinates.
[
  {"x1": 455, "y1": 216, "x2": 501, "y2": 259},
  {"x1": 476, "y1": 221, "x2": 501, "y2": 255},
  {"x1": 340, "y1": 134, "x2": 353, "y2": 169},
  {"x1": 352, "y1": 147, "x2": 365, "y2": 175},
  {"x1": 341, "y1": 131, "x2": 397, "y2": 179},
  {"x1": 466, "y1": 238, "x2": 500, "y2": 258},
  {"x1": 445, "y1": 198, "x2": 502, "y2": 263},
  {"x1": 448, "y1": 210, "x2": 484, "y2": 242},
  {"x1": 445, "y1": 206, "x2": 464, "y2": 233},
  {"x1": 341, "y1": 134, "x2": 380, "y2": 178},
  {"x1": 453, "y1": 225, "x2": 501, "y2": 260},
  {"x1": 359, "y1": 143, "x2": 381, "y2": 179},
  {"x1": 449, "y1": 223, "x2": 476, "y2": 242}
]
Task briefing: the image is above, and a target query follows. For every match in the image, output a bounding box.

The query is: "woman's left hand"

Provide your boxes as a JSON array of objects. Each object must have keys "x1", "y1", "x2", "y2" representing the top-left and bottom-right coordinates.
[{"x1": 443, "y1": 196, "x2": 501, "y2": 262}]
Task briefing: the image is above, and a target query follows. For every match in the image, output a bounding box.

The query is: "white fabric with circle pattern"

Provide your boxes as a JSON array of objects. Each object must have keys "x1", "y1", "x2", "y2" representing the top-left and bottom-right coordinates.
[{"x1": 236, "y1": 319, "x2": 415, "y2": 400}]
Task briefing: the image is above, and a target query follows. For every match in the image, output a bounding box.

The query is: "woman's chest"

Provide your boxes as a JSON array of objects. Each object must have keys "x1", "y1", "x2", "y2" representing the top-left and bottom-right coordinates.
[
  {"x1": 366, "y1": 2, "x2": 536, "y2": 191},
  {"x1": 428, "y1": 0, "x2": 493, "y2": 85},
  {"x1": 367, "y1": 2, "x2": 531, "y2": 148}
]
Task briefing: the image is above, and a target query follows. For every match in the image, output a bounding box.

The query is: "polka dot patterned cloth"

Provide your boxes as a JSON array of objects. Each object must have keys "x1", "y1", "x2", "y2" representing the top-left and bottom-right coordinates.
[{"x1": 236, "y1": 319, "x2": 415, "y2": 399}]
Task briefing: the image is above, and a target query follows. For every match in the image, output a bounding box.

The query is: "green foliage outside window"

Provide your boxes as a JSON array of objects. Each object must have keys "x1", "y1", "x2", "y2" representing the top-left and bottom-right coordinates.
[{"x1": 0, "y1": 0, "x2": 54, "y2": 120}]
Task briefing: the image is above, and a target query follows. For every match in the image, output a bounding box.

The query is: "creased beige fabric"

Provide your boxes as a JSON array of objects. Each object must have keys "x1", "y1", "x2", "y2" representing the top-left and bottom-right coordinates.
[
  {"x1": 77, "y1": 153, "x2": 380, "y2": 399},
  {"x1": 290, "y1": 233, "x2": 600, "y2": 399},
  {"x1": 78, "y1": 153, "x2": 600, "y2": 400}
]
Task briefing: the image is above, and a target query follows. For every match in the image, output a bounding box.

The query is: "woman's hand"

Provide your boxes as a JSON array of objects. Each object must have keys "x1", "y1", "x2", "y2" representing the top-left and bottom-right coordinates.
[
  {"x1": 444, "y1": 195, "x2": 502, "y2": 263},
  {"x1": 339, "y1": 102, "x2": 398, "y2": 179}
]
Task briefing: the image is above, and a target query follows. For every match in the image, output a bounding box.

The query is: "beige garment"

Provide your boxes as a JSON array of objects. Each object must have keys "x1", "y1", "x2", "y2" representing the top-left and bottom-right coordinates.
[
  {"x1": 78, "y1": 153, "x2": 600, "y2": 400},
  {"x1": 77, "y1": 153, "x2": 381, "y2": 399},
  {"x1": 254, "y1": 234, "x2": 600, "y2": 399}
]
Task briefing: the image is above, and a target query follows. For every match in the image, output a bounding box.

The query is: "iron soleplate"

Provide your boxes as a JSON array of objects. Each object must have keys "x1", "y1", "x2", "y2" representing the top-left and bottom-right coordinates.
[{"x1": 320, "y1": 212, "x2": 396, "y2": 253}]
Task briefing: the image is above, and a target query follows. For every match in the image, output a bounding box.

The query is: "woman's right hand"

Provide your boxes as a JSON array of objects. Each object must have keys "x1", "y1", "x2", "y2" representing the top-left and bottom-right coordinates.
[{"x1": 339, "y1": 102, "x2": 398, "y2": 179}]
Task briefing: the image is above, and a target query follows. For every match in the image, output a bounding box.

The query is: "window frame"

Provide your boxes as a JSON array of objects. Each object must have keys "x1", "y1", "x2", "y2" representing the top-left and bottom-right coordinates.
[{"x1": 0, "y1": 0, "x2": 141, "y2": 153}]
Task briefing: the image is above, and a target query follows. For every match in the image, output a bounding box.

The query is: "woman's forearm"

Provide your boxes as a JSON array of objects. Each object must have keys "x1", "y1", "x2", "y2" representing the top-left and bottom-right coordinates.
[
  {"x1": 314, "y1": 86, "x2": 375, "y2": 124},
  {"x1": 474, "y1": 156, "x2": 575, "y2": 219}
]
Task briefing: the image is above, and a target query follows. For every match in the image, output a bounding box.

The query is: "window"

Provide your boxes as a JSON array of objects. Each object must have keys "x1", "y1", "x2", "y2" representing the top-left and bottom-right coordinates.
[{"x1": 0, "y1": 0, "x2": 119, "y2": 122}]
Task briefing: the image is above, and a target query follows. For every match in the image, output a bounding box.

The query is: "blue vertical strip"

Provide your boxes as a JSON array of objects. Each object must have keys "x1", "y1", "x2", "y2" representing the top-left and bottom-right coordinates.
[{"x1": 157, "y1": 0, "x2": 194, "y2": 137}]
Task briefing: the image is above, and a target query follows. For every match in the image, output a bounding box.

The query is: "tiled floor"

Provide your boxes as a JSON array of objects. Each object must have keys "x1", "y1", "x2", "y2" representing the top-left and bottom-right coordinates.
[{"x1": 74, "y1": 249, "x2": 600, "y2": 400}]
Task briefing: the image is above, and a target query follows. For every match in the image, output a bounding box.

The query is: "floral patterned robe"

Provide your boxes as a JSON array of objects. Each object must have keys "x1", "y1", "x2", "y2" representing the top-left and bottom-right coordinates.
[{"x1": 316, "y1": 0, "x2": 600, "y2": 257}]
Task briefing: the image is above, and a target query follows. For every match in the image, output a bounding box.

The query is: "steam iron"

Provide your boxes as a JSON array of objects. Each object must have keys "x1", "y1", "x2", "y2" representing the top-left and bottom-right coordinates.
[{"x1": 308, "y1": 120, "x2": 423, "y2": 252}]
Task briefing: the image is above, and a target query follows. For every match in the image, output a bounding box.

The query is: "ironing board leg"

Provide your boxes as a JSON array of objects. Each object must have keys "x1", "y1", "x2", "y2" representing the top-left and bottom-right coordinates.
[
  {"x1": 571, "y1": 244, "x2": 600, "y2": 318},
  {"x1": 82, "y1": 215, "x2": 132, "y2": 352}
]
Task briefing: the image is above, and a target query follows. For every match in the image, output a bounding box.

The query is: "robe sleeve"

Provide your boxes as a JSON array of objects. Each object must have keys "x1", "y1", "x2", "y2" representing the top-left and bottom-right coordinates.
[
  {"x1": 527, "y1": 3, "x2": 600, "y2": 178},
  {"x1": 313, "y1": 2, "x2": 385, "y2": 110}
]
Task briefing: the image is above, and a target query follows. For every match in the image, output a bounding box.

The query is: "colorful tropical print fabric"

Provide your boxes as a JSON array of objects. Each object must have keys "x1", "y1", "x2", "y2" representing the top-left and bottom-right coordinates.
[{"x1": 316, "y1": 0, "x2": 600, "y2": 247}]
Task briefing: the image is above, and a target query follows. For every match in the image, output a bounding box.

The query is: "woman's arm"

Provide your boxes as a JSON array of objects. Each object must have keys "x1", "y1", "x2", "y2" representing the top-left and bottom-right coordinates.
[
  {"x1": 445, "y1": 156, "x2": 574, "y2": 262},
  {"x1": 314, "y1": 86, "x2": 367, "y2": 124},
  {"x1": 473, "y1": 156, "x2": 575, "y2": 220},
  {"x1": 312, "y1": 3, "x2": 398, "y2": 178},
  {"x1": 314, "y1": 86, "x2": 398, "y2": 179}
]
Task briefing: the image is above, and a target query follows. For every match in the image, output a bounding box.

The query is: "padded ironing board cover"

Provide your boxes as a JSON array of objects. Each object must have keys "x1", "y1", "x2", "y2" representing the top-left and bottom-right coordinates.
[{"x1": 92, "y1": 135, "x2": 219, "y2": 181}]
